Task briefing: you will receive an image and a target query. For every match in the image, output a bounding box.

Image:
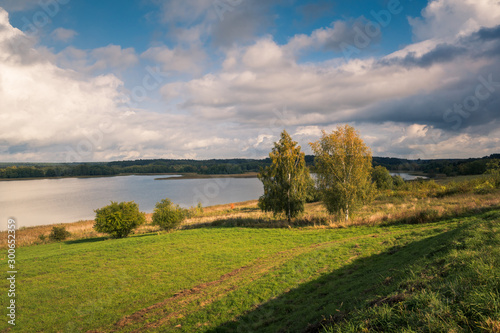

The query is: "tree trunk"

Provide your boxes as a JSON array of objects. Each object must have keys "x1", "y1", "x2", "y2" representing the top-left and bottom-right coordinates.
[
  {"x1": 288, "y1": 173, "x2": 291, "y2": 223},
  {"x1": 345, "y1": 204, "x2": 349, "y2": 222}
]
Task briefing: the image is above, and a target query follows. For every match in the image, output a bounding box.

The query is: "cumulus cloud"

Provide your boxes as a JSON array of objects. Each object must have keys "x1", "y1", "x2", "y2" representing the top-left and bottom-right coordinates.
[
  {"x1": 157, "y1": 0, "x2": 500, "y2": 158},
  {"x1": 409, "y1": 0, "x2": 500, "y2": 41},
  {"x1": 141, "y1": 44, "x2": 206, "y2": 75},
  {"x1": 2, "y1": 0, "x2": 500, "y2": 162},
  {"x1": 50, "y1": 27, "x2": 77, "y2": 42},
  {"x1": 0, "y1": 7, "x2": 242, "y2": 161},
  {"x1": 286, "y1": 17, "x2": 382, "y2": 55},
  {"x1": 0, "y1": 0, "x2": 40, "y2": 12},
  {"x1": 152, "y1": 0, "x2": 286, "y2": 47},
  {"x1": 55, "y1": 44, "x2": 139, "y2": 74}
]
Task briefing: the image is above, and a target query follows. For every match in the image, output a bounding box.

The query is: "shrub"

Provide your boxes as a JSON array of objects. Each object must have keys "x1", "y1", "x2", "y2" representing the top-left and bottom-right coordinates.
[
  {"x1": 152, "y1": 198, "x2": 187, "y2": 231},
  {"x1": 486, "y1": 160, "x2": 500, "y2": 188},
  {"x1": 185, "y1": 202, "x2": 204, "y2": 219},
  {"x1": 49, "y1": 226, "x2": 71, "y2": 241},
  {"x1": 392, "y1": 175, "x2": 405, "y2": 188},
  {"x1": 372, "y1": 166, "x2": 393, "y2": 190},
  {"x1": 94, "y1": 201, "x2": 145, "y2": 238},
  {"x1": 474, "y1": 181, "x2": 495, "y2": 194}
]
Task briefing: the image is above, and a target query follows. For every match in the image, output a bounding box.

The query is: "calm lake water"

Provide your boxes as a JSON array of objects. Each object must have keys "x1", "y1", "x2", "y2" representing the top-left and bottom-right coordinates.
[
  {"x1": 0, "y1": 175, "x2": 263, "y2": 230},
  {"x1": 0, "y1": 172, "x2": 424, "y2": 230},
  {"x1": 390, "y1": 172, "x2": 428, "y2": 180}
]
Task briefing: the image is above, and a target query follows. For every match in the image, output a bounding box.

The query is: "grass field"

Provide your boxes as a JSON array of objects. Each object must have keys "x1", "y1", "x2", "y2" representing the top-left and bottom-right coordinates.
[{"x1": 1, "y1": 183, "x2": 499, "y2": 332}]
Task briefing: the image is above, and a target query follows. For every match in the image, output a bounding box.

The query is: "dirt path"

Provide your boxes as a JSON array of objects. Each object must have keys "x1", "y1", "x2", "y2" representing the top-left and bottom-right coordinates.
[{"x1": 92, "y1": 227, "x2": 434, "y2": 333}]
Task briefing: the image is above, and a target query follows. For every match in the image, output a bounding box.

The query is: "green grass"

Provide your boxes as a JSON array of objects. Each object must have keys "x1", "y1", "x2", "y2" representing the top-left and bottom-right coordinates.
[
  {"x1": 321, "y1": 211, "x2": 500, "y2": 333},
  {"x1": 2, "y1": 209, "x2": 499, "y2": 332}
]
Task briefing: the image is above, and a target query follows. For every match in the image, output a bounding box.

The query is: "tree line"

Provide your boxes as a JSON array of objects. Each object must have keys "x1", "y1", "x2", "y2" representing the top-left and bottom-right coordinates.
[{"x1": 0, "y1": 152, "x2": 498, "y2": 180}]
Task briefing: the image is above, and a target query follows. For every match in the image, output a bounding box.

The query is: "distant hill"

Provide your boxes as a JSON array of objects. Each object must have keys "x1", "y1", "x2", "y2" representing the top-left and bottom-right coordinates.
[{"x1": 0, "y1": 154, "x2": 498, "y2": 179}]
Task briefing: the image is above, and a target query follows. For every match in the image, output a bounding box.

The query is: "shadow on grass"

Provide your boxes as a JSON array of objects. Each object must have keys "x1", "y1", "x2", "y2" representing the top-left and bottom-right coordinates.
[
  {"x1": 64, "y1": 236, "x2": 108, "y2": 245},
  {"x1": 130, "y1": 232, "x2": 161, "y2": 239},
  {"x1": 183, "y1": 215, "x2": 332, "y2": 230},
  {"x1": 207, "y1": 223, "x2": 471, "y2": 333}
]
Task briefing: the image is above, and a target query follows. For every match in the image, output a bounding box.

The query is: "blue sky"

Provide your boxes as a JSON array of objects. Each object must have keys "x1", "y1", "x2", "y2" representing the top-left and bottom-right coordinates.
[{"x1": 0, "y1": 0, "x2": 499, "y2": 161}]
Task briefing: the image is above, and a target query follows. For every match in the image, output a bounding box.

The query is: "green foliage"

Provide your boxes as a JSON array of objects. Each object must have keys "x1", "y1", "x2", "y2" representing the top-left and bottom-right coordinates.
[
  {"x1": 258, "y1": 130, "x2": 310, "y2": 222},
  {"x1": 372, "y1": 166, "x2": 393, "y2": 190},
  {"x1": 474, "y1": 180, "x2": 495, "y2": 194},
  {"x1": 436, "y1": 176, "x2": 498, "y2": 197},
  {"x1": 310, "y1": 125, "x2": 374, "y2": 221},
  {"x1": 392, "y1": 175, "x2": 405, "y2": 188},
  {"x1": 486, "y1": 159, "x2": 500, "y2": 188},
  {"x1": 152, "y1": 198, "x2": 187, "y2": 231},
  {"x1": 94, "y1": 201, "x2": 145, "y2": 238},
  {"x1": 305, "y1": 176, "x2": 321, "y2": 203},
  {"x1": 49, "y1": 226, "x2": 71, "y2": 241},
  {"x1": 185, "y1": 202, "x2": 204, "y2": 218}
]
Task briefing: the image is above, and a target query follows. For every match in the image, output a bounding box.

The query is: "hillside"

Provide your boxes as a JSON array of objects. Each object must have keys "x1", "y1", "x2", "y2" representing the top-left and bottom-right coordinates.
[{"x1": 1, "y1": 186, "x2": 499, "y2": 332}]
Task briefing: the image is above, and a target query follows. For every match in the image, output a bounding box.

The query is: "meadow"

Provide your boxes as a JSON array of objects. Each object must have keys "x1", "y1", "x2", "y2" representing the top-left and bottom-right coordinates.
[{"x1": 0, "y1": 176, "x2": 499, "y2": 332}]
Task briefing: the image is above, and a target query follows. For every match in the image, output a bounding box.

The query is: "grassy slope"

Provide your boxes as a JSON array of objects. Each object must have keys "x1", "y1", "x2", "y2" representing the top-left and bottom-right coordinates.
[
  {"x1": 321, "y1": 211, "x2": 500, "y2": 333},
  {"x1": 1, "y1": 207, "x2": 499, "y2": 332}
]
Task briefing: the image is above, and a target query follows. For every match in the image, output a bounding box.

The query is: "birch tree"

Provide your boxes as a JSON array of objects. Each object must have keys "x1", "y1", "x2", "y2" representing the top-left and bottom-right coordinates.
[
  {"x1": 310, "y1": 125, "x2": 374, "y2": 221},
  {"x1": 258, "y1": 130, "x2": 310, "y2": 222}
]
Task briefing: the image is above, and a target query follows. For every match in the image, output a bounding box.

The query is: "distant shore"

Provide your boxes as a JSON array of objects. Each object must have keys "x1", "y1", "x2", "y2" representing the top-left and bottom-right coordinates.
[
  {"x1": 155, "y1": 172, "x2": 259, "y2": 180},
  {"x1": 0, "y1": 172, "x2": 260, "y2": 182}
]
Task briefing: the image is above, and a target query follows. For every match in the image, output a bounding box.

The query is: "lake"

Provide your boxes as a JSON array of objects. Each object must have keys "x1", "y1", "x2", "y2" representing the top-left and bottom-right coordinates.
[
  {"x1": 390, "y1": 172, "x2": 428, "y2": 180},
  {"x1": 0, "y1": 175, "x2": 263, "y2": 231},
  {"x1": 0, "y1": 172, "x2": 425, "y2": 230}
]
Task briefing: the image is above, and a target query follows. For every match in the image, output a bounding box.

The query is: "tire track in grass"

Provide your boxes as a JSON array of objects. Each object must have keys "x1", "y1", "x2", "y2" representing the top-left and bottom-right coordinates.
[{"x1": 93, "y1": 224, "x2": 447, "y2": 332}]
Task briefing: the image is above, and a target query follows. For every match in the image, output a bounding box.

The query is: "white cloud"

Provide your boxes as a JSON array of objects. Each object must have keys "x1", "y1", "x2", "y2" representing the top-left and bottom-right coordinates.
[
  {"x1": 90, "y1": 45, "x2": 139, "y2": 72},
  {"x1": 0, "y1": 0, "x2": 40, "y2": 12},
  {"x1": 157, "y1": 0, "x2": 214, "y2": 24},
  {"x1": 285, "y1": 18, "x2": 376, "y2": 55},
  {"x1": 161, "y1": 36, "x2": 450, "y2": 127},
  {"x1": 1, "y1": 0, "x2": 500, "y2": 162},
  {"x1": 55, "y1": 44, "x2": 139, "y2": 74},
  {"x1": 141, "y1": 44, "x2": 206, "y2": 75},
  {"x1": 409, "y1": 0, "x2": 500, "y2": 41},
  {"x1": 50, "y1": 27, "x2": 77, "y2": 42}
]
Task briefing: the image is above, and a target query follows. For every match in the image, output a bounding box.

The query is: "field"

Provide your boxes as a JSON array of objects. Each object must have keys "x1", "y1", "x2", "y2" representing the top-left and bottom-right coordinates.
[{"x1": 1, "y1": 182, "x2": 499, "y2": 332}]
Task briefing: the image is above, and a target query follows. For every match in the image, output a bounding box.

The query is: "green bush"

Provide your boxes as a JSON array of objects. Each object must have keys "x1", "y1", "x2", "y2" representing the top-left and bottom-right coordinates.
[
  {"x1": 152, "y1": 198, "x2": 187, "y2": 231},
  {"x1": 486, "y1": 160, "x2": 500, "y2": 188},
  {"x1": 372, "y1": 166, "x2": 393, "y2": 190},
  {"x1": 474, "y1": 180, "x2": 495, "y2": 194},
  {"x1": 94, "y1": 201, "x2": 145, "y2": 238},
  {"x1": 392, "y1": 175, "x2": 405, "y2": 188},
  {"x1": 49, "y1": 226, "x2": 71, "y2": 241}
]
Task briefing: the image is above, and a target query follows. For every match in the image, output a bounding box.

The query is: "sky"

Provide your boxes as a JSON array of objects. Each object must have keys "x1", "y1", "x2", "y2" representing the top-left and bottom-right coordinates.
[{"x1": 0, "y1": 0, "x2": 499, "y2": 162}]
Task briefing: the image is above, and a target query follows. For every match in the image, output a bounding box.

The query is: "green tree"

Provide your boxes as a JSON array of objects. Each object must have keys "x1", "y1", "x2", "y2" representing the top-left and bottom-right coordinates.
[
  {"x1": 94, "y1": 201, "x2": 145, "y2": 238},
  {"x1": 310, "y1": 125, "x2": 374, "y2": 221},
  {"x1": 152, "y1": 198, "x2": 187, "y2": 231},
  {"x1": 372, "y1": 166, "x2": 393, "y2": 190},
  {"x1": 258, "y1": 130, "x2": 310, "y2": 222}
]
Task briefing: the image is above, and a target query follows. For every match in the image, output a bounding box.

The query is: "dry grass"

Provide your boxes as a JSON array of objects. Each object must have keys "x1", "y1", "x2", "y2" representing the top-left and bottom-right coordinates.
[{"x1": 3, "y1": 190, "x2": 499, "y2": 249}]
